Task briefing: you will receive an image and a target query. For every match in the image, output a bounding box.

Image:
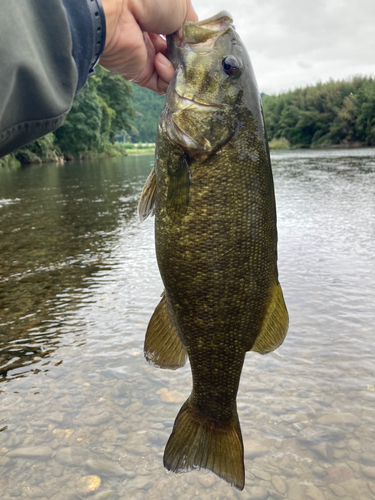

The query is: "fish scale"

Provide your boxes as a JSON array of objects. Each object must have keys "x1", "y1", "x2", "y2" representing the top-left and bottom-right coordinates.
[{"x1": 138, "y1": 10, "x2": 288, "y2": 490}]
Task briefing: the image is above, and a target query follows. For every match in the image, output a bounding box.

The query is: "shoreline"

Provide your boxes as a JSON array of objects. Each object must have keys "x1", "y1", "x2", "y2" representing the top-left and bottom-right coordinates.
[{"x1": 2, "y1": 144, "x2": 374, "y2": 167}]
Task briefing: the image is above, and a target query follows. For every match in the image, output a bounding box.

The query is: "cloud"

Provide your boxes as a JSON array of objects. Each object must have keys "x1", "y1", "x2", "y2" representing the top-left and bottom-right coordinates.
[{"x1": 193, "y1": 0, "x2": 375, "y2": 94}]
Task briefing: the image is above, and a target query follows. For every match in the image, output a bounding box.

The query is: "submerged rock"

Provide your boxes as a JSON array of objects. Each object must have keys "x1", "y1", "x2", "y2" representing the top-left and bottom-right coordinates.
[
  {"x1": 323, "y1": 466, "x2": 353, "y2": 484},
  {"x1": 311, "y1": 442, "x2": 333, "y2": 461},
  {"x1": 76, "y1": 475, "x2": 101, "y2": 496},
  {"x1": 305, "y1": 484, "x2": 326, "y2": 500},
  {"x1": 86, "y1": 459, "x2": 126, "y2": 477},
  {"x1": 159, "y1": 390, "x2": 185, "y2": 403},
  {"x1": 252, "y1": 469, "x2": 271, "y2": 481},
  {"x1": 7, "y1": 446, "x2": 52, "y2": 459},
  {"x1": 360, "y1": 453, "x2": 375, "y2": 466},
  {"x1": 316, "y1": 413, "x2": 361, "y2": 427},
  {"x1": 362, "y1": 466, "x2": 375, "y2": 479},
  {"x1": 85, "y1": 412, "x2": 111, "y2": 426},
  {"x1": 93, "y1": 491, "x2": 119, "y2": 500},
  {"x1": 111, "y1": 381, "x2": 129, "y2": 398},
  {"x1": 55, "y1": 447, "x2": 95, "y2": 466},
  {"x1": 243, "y1": 440, "x2": 269, "y2": 459},
  {"x1": 271, "y1": 475, "x2": 287, "y2": 494},
  {"x1": 328, "y1": 483, "x2": 346, "y2": 498},
  {"x1": 247, "y1": 486, "x2": 268, "y2": 500}
]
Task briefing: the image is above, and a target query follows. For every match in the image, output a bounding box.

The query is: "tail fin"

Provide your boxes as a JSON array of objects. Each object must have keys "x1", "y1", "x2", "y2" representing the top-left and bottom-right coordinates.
[{"x1": 163, "y1": 398, "x2": 245, "y2": 490}]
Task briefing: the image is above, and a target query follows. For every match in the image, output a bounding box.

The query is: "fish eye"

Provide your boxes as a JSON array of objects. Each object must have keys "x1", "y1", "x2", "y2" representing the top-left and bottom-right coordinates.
[{"x1": 221, "y1": 55, "x2": 240, "y2": 76}]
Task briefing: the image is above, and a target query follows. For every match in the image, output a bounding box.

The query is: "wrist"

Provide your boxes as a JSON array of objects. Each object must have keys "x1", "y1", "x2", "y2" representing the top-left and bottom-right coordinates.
[
  {"x1": 101, "y1": 0, "x2": 124, "y2": 53},
  {"x1": 87, "y1": 0, "x2": 107, "y2": 75}
]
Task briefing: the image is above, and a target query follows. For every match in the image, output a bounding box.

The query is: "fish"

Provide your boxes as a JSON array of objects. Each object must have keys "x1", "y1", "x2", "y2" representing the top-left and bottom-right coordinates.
[{"x1": 138, "y1": 11, "x2": 288, "y2": 491}]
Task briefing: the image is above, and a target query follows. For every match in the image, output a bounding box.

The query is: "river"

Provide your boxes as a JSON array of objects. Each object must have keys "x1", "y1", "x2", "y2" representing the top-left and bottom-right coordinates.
[{"x1": 0, "y1": 149, "x2": 375, "y2": 500}]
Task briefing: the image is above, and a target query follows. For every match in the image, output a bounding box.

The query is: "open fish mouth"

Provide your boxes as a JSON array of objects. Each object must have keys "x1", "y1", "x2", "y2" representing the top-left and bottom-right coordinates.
[{"x1": 168, "y1": 11, "x2": 234, "y2": 66}]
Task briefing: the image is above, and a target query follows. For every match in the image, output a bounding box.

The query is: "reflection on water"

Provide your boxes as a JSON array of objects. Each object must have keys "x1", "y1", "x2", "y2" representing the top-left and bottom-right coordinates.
[
  {"x1": 0, "y1": 158, "x2": 149, "y2": 378},
  {"x1": 0, "y1": 150, "x2": 375, "y2": 500}
]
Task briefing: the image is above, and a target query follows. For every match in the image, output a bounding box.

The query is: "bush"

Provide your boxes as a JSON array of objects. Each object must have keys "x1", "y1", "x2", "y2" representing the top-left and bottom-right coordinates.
[{"x1": 268, "y1": 137, "x2": 290, "y2": 150}]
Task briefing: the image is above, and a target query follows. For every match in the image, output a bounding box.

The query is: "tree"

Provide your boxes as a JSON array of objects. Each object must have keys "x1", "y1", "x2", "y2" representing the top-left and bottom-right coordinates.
[{"x1": 54, "y1": 87, "x2": 102, "y2": 156}]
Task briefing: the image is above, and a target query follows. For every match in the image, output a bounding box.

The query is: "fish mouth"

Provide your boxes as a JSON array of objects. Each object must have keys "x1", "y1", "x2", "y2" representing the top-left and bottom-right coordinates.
[
  {"x1": 168, "y1": 11, "x2": 233, "y2": 57},
  {"x1": 174, "y1": 92, "x2": 219, "y2": 110},
  {"x1": 182, "y1": 11, "x2": 233, "y2": 45}
]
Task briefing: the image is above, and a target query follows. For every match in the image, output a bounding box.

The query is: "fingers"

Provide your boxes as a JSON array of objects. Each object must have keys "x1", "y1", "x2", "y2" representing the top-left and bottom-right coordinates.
[
  {"x1": 155, "y1": 52, "x2": 175, "y2": 85},
  {"x1": 148, "y1": 32, "x2": 168, "y2": 58},
  {"x1": 101, "y1": 0, "x2": 198, "y2": 94},
  {"x1": 132, "y1": 0, "x2": 198, "y2": 35}
]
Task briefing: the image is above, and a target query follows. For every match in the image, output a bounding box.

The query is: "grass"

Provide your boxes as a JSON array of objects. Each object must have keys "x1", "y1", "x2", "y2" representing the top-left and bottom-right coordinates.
[
  {"x1": 268, "y1": 137, "x2": 291, "y2": 150},
  {"x1": 123, "y1": 143, "x2": 155, "y2": 155}
]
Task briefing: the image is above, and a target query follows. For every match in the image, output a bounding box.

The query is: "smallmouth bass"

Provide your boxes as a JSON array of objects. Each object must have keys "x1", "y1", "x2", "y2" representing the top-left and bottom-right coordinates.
[{"x1": 138, "y1": 11, "x2": 288, "y2": 490}]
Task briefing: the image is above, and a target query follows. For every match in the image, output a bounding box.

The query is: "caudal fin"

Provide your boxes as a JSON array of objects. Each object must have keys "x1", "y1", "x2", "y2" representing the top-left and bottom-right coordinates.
[{"x1": 163, "y1": 398, "x2": 245, "y2": 490}]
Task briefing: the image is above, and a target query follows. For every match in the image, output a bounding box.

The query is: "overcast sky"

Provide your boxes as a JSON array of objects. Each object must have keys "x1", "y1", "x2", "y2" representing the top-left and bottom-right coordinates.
[{"x1": 193, "y1": 0, "x2": 375, "y2": 95}]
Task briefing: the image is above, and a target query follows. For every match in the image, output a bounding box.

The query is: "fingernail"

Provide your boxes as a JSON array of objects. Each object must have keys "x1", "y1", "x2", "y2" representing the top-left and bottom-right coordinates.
[{"x1": 158, "y1": 53, "x2": 173, "y2": 68}]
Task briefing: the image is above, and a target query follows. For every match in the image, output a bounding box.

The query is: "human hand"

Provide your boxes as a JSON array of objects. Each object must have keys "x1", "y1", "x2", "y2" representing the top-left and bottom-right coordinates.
[{"x1": 99, "y1": 0, "x2": 198, "y2": 94}]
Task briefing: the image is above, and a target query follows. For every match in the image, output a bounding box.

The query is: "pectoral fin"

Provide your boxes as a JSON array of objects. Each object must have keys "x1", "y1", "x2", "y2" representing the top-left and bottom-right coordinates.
[
  {"x1": 144, "y1": 293, "x2": 187, "y2": 370},
  {"x1": 249, "y1": 283, "x2": 289, "y2": 354},
  {"x1": 166, "y1": 153, "x2": 190, "y2": 222},
  {"x1": 138, "y1": 167, "x2": 156, "y2": 221}
]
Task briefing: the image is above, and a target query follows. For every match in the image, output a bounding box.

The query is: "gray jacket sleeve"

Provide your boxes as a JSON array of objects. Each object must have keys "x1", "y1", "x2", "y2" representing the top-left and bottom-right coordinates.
[{"x1": 0, "y1": 0, "x2": 78, "y2": 157}]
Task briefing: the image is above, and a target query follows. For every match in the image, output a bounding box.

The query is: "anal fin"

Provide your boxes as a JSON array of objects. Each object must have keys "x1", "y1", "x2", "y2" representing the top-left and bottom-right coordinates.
[
  {"x1": 138, "y1": 167, "x2": 156, "y2": 221},
  {"x1": 250, "y1": 283, "x2": 289, "y2": 354},
  {"x1": 144, "y1": 293, "x2": 187, "y2": 370}
]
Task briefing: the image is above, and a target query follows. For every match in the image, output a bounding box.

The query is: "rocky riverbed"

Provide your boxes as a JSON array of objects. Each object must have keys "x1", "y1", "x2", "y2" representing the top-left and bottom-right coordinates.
[
  {"x1": 1, "y1": 337, "x2": 375, "y2": 500},
  {"x1": 1, "y1": 152, "x2": 375, "y2": 499}
]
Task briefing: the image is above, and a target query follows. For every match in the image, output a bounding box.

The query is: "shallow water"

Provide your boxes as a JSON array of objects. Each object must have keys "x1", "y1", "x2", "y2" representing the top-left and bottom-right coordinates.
[{"x1": 0, "y1": 150, "x2": 375, "y2": 500}]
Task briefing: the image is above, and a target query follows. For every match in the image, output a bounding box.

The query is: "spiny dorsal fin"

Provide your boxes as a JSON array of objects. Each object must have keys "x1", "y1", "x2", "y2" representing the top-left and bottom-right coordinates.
[
  {"x1": 138, "y1": 167, "x2": 156, "y2": 221},
  {"x1": 250, "y1": 282, "x2": 289, "y2": 354},
  {"x1": 164, "y1": 398, "x2": 245, "y2": 490},
  {"x1": 144, "y1": 293, "x2": 187, "y2": 370}
]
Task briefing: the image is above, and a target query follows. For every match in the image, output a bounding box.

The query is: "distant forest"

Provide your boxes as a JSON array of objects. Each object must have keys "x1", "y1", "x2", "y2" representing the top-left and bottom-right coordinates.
[
  {"x1": 262, "y1": 76, "x2": 375, "y2": 148},
  {"x1": 130, "y1": 84, "x2": 165, "y2": 143},
  {"x1": 1, "y1": 75, "x2": 375, "y2": 166}
]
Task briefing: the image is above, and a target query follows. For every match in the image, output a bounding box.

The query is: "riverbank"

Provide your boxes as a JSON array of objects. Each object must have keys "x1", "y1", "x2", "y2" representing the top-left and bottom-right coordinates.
[
  {"x1": 3, "y1": 141, "x2": 373, "y2": 166},
  {"x1": 0, "y1": 143, "x2": 159, "y2": 166}
]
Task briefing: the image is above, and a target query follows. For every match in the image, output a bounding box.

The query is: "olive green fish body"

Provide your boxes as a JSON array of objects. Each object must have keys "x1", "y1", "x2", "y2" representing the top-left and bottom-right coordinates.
[
  {"x1": 155, "y1": 125, "x2": 277, "y2": 410},
  {"x1": 139, "y1": 11, "x2": 288, "y2": 490}
]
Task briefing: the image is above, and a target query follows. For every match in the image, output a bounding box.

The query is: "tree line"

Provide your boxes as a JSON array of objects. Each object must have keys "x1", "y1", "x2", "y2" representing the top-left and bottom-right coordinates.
[
  {"x1": 262, "y1": 75, "x2": 375, "y2": 149},
  {"x1": 1, "y1": 74, "x2": 375, "y2": 166},
  {"x1": 2, "y1": 66, "x2": 137, "y2": 165}
]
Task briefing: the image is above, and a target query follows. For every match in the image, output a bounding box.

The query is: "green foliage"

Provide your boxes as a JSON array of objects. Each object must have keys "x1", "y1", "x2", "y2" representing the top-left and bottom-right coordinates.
[
  {"x1": 10, "y1": 66, "x2": 135, "y2": 162},
  {"x1": 0, "y1": 153, "x2": 19, "y2": 167},
  {"x1": 268, "y1": 137, "x2": 290, "y2": 150},
  {"x1": 9, "y1": 71, "x2": 375, "y2": 164},
  {"x1": 54, "y1": 86, "x2": 102, "y2": 156},
  {"x1": 130, "y1": 84, "x2": 165, "y2": 142},
  {"x1": 262, "y1": 76, "x2": 375, "y2": 148},
  {"x1": 14, "y1": 133, "x2": 58, "y2": 163},
  {"x1": 94, "y1": 66, "x2": 134, "y2": 142}
]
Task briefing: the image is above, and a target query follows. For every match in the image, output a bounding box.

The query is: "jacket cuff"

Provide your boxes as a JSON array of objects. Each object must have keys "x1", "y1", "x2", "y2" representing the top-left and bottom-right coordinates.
[{"x1": 62, "y1": 0, "x2": 106, "y2": 94}]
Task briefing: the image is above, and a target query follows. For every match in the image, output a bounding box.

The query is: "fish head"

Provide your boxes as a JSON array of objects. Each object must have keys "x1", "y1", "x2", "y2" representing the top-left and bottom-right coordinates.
[{"x1": 163, "y1": 11, "x2": 260, "y2": 157}]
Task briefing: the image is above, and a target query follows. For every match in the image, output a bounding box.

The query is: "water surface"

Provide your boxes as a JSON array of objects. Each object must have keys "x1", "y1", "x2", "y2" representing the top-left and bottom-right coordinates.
[{"x1": 0, "y1": 150, "x2": 375, "y2": 500}]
